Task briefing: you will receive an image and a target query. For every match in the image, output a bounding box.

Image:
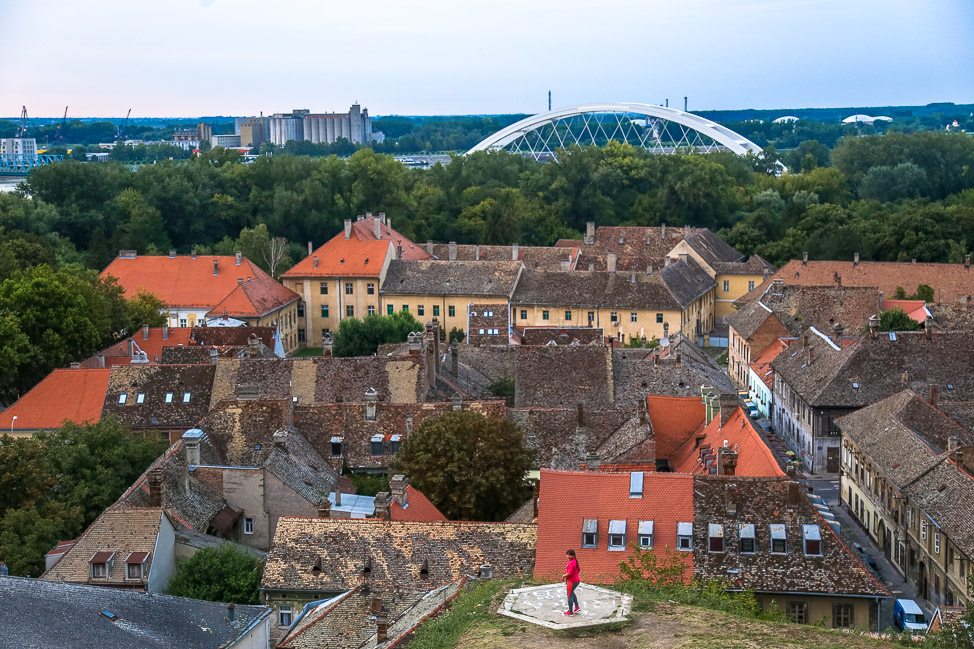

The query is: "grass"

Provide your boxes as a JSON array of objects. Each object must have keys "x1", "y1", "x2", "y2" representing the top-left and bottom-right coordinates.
[
  {"x1": 406, "y1": 579, "x2": 516, "y2": 649},
  {"x1": 291, "y1": 347, "x2": 322, "y2": 357}
]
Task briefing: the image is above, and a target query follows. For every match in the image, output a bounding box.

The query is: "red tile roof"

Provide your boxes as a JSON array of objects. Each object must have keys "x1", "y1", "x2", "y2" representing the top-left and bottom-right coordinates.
[
  {"x1": 82, "y1": 328, "x2": 194, "y2": 367},
  {"x1": 351, "y1": 216, "x2": 432, "y2": 261},
  {"x1": 883, "y1": 299, "x2": 931, "y2": 323},
  {"x1": 391, "y1": 486, "x2": 447, "y2": 522},
  {"x1": 207, "y1": 278, "x2": 299, "y2": 318},
  {"x1": 748, "y1": 339, "x2": 790, "y2": 390},
  {"x1": 535, "y1": 469, "x2": 695, "y2": 583},
  {"x1": 1, "y1": 369, "x2": 110, "y2": 431},
  {"x1": 671, "y1": 407, "x2": 784, "y2": 477},
  {"x1": 280, "y1": 238, "x2": 393, "y2": 278},
  {"x1": 645, "y1": 396, "x2": 707, "y2": 459},
  {"x1": 102, "y1": 255, "x2": 296, "y2": 316}
]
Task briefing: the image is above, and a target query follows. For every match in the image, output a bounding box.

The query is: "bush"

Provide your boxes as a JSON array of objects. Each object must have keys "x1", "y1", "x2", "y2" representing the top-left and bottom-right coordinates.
[{"x1": 165, "y1": 544, "x2": 263, "y2": 604}]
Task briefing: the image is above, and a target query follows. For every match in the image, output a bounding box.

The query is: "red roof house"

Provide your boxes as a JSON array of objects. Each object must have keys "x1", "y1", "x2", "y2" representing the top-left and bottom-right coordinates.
[{"x1": 1, "y1": 368, "x2": 110, "y2": 434}]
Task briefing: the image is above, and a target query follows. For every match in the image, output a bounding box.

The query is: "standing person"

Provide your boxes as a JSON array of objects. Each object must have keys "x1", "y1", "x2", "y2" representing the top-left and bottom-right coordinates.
[{"x1": 563, "y1": 549, "x2": 581, "y2": 615}]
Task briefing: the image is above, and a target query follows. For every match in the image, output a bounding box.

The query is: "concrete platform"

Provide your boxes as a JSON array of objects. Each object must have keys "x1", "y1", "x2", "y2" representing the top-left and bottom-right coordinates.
[{"x1": 498, "y1": 583, "x2": 633, "y2": 630}]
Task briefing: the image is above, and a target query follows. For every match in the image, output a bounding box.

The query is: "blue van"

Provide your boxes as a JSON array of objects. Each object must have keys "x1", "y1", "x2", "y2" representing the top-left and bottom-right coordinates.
[{"x1": 893, "y1": 599, "x2": 927, "y2": 633}]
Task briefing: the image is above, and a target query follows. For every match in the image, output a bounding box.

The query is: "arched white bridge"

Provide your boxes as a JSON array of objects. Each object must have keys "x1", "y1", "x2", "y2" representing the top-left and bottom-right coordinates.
[{"x1": 467, "y1": 102, "x2": 764, "y2": 160}]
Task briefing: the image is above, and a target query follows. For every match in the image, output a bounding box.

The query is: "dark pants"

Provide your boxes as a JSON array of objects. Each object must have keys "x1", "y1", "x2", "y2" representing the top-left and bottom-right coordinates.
[{"x1": 567, "y1": 580, "x2": 579, "y2": 611}]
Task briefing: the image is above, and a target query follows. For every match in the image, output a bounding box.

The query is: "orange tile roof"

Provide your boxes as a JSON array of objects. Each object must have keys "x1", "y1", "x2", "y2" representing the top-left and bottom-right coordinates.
[
  {"x1": 207, "y1": 278, "x2": 298, "y2": 318},
  {"x1": 535, "y1": 470, "x2": 695, "y2": 583},
  {"x1": 883, "y1": 299, "x2": 931, "y2": 323},
  {"x1": 391, "y1": 485, "x2": 447, "y2": 522},
  {"x1": 83, "y1": 328, "x2": 196, "y2": 368},
  {"x1": 671, "y1": 407, "x2": 784, "y2": 477},
  {"x1": 748, "y1": 339, "x2": 790, "y2": 390},
  {"x1": 102, "y1": 255, "x2": 292, "y2": 315},
  {"x1": 280, "y1": 238, "x2": 392, "y2": 278},
  {"x1": 645, "y1": 396, "x2": 707, "y2": 458},
  {"x1": 350, "y1": 216, "x2": 432, "y2": 261},
  {"x1": 1, "y1": 369, "x2": 110, "y2": 431}
]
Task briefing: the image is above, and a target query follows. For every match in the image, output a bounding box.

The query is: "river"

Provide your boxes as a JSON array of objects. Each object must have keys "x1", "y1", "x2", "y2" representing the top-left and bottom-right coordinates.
[{"x1": 0, "y1": 177, "x2": 25, "y2": 193}]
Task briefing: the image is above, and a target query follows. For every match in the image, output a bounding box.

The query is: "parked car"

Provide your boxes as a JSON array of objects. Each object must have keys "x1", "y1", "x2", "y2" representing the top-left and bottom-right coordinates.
[{"x1": 893, "y1": 598, "x2": 927, "y2": 633}]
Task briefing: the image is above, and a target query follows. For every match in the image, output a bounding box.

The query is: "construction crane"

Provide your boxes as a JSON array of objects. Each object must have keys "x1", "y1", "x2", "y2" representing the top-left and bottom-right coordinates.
[
  {"x1": 16, "y1": 106, "x2": 28, "y2": 138},
  {"x1": 115, "y1": 108, "x2": 132, "y2": 140},
  {"x1": 54, "y1": 106, "x2": 68, "y2": 143}
]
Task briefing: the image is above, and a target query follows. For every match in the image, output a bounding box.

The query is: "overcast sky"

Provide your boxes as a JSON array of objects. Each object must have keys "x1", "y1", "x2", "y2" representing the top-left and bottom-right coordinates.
[{"x1": 3, "y1": 0, "x2": 972, "y2": 118}]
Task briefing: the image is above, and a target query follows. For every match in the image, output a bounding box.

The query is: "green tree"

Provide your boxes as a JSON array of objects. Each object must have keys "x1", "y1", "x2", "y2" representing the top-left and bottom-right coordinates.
[
  {"x1": 165, "y1": 544, "x2": 264, "y2": 604},
  {"x1": 110, "y1": 188, "x2": 172, "y2": 254},
  {"x1": 126, "y1": 289, "x2": 168, "y2": 331},
  {"x1": 331, "y1": 311, "x2": 424, "y2": 357},
  {"x1": 879, "y1": 308, "x2": 922, "y2": 332},
  {"x1": 391, "y1": 410, "x2": 534, "y2": 521}
]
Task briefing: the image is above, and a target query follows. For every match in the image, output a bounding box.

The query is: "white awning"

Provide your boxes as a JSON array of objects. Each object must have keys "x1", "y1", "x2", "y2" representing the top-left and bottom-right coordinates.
[
  {"x1": 708, "y1": 523, "x2": 724, "y2": 538},
  {"x1": 638, "y1": 520, "x2": 654, "y2": 535},
  {"x1": 677, "y1": 522, "x2": 693, "y2": 536},
  {"x1": 582, "y1": 519, "x2": 598, "y2": 533},
  {"x1": 330, "y1": 437, "x2": 342, "y2": 443},
  {"x1": 608, "y1": 520, "x2": 627, "y2": 535},
  {"x1": 739, "y1": 523, "x2": 755, "y2": 539},
  {"x1": 390, "y1": 434, "x2": 401, "y2": 442},
  {"x1": 803, "y1": 524, "x2": 821, "y2": 541},
  {"x1": 370, "y1": 434, "x2": 384, "y2": 443},
  {"x1": 770, "y1": 523, "x2": 787, "y2": 539}
]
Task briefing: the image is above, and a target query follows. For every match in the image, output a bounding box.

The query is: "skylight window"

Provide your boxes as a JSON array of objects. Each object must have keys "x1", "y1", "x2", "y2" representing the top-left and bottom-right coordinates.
[
  {"x1": 118, "y1": 393, "x2": 127, "y2": 404},
  {"x1": 136, "y1": 393, "x2": 145, "y2": 404},
  {"x1": 182, "y1": 392, "x2": 191, "y2": 403},
  {"x1": 164, "y1": 392, "x2": 174, "y2": 403},
  {"x1": 948, "y1": 384, "x2": 955, "y2": 390},
  {"x1": 629, "y1": 471, "x2": 644, "y2": 498},
  {"x1": 852, "y1": 382, "x2": 859, "y2": 389}
]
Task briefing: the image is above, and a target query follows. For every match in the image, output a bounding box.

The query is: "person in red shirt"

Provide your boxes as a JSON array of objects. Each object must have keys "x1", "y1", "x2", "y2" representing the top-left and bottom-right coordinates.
[{"x1": 562, "y1": 548, "x2": 581, "y2": 615}]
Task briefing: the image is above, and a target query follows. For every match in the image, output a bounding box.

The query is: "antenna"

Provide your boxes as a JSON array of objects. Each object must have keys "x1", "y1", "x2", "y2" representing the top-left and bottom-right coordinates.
[{"x1": 548, "y1": 90, "x2": 551, "y2": 111}]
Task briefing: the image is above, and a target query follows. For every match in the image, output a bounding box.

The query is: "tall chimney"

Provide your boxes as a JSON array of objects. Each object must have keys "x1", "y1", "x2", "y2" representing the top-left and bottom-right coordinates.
[
  {"x1": 308, "y1": 241, "x2": 313, "y2": 256},
  {"x1": 427, "y1": 240, "x2": 433, "y2": 255},
  {"x1": 868, "y1": 315, "x2": 880, "y2": 337},
  {"x1": 802, "y1": 251, "x2": 808, "y2": 265},
  {"x1": 661, "y1": 223, "x2": 666, "y2": 239},
  {"x1": 226, "y1": 603, "x2": 235, "y2": 622},
  {"x1": 148, "y1": 467, "x2": 164, "y2": 507},
  {"x1": 475, "y1": 245, "x2": 480, "y2": 260},
  {"x1": 718, "y1": 394, "x2": 737, "y2": 428},
  {"x1": 448, "y1": 241, "x2": 457, "y2": 261},
  {"x1": 450, "y1": 339, "x2": 459, "y2": 375},
  {"x1": 163, "y1": 325, "x2": 169, "y2": 340},
  {"x1": 787, "y1": 479, "x2": 801, "y2": 506},
  {"x1": 924, "y1": 316, "x2": 933, "y2": 340},
  {"x1": 606, "y1": 253, "x2": 617, "y2": 272},
  {"x1": 182, "y1": 430, "x2": 202, "y2": 466},
  {"x1": 376, "y1": 612, "x2": 389, "y2": 643},
  {"x1": 142, "y1": 325, "x2": 150, "y2": 340},
  {"x1": 317, "y1": 497, "x2": 331, "y2": 518},
  {"x1": 390, "y1": 475, "x2": 408, "y2": 506},
  {"x1": 718, "y1": 446, "x2": 738, "y2": 476},
  {"x1": 373, "y1": 492, "x2": 392, "y2": 520},
  {"x1": 374, "y1": 217, "x2": 382, "y2": 239},
  {"x1": 854, "y1": 252, "x2": 860, "y2": 265},
  {"x1": 512, "y1": 243, "x2": 519, "y2": 261},
  {"x1": 344, "y1": 219, "x2": 352, "y2": 239},
  {"x1": 212, "y1": 259, "x2": 219, "y2": 275},
  {"x1": 585, "y1": 222, "x2": 595, "y2": 244},
  {"x1": 235, "y1": 251, "x2": 242, "y2": 265},
  {"x1": 127, "y1": 339, "x2": 135, "y2": 357},
  {"x1": 930, "y1": 384, "x2": 939, "y2": 408}
]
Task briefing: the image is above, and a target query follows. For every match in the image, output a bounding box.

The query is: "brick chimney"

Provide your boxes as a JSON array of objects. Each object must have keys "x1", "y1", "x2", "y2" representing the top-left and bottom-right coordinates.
[
  {"x1": 606, "y1": 253, "x2": 617, "y2": 272},
  {"x1": 512, "y1": 243, "x2": 519, "y2": 261},
  {"x1": 390, "y1": 475, "x2": 408, "y2": 507},
  {"x1": 717, "y1": 444, "x2": 738, "y2": 476},
  {"x1": 344, "y1": 219, "x2": 352, "y2": 239},
  {"x1": 376, "y1": 612, "x2": 389, "y2": 643},
  {"x1": 868, "y1": 314, "x2": 880, "y2": 337},
  {"x1": 661, "y1": 223, "x2": 667, "y2": 239},
  {"x1": 831, "y1": 322, "x2": 844, "y2": 346},
  {"x1": 929, "y1": 384, "x2": 939, "y2": 408},
  {"x1": 450, "y1": 339, "x2": 459, "y2": 375},
  {"x1": 577, "y1": 403, "x2": 584, "y2": 426},
  {"x1": 373, "y1": 492, "x2": 392, "y2": 520},
  {"x1": 226, "y1": 603, "x2": 235, "y2": 622},
  {"x1": 584, "y1": 222, "x2": 595, "y2": 244},
  {"x1": 787, "y1": 479, "x2": 801, "y2": 507},
  {"x1": 448, "y1": 241, "x2": 457, "y2": 261},
  {"x1": 148, "y1": 467, "x2": 164, "y2": 507},
  {"x1": 317, "y1": 498, "x2": 331, "y2": 518},
  {"x1": 718, "y1": 394, "x2": 737, "y2": 428}
]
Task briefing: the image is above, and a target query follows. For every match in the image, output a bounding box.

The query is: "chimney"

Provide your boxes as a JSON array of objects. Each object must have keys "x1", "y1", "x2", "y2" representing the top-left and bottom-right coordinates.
[
  {"x1": 807, "y1": 347, "x2": 815, "y2": 364},
  {"x1": 802, "y1": 252, "x2": 808, "y2": 265},
  {"x1": 684, "y1": 224, "x2": 691, "y2": 238},
  {"x1": 664, "y1": 256, "x2": 672, "y2": 267},
  {"x1": 235, "y1": 251, "x2": 242, "y2": 265},
  {"x1": 191, "y1": 249, "x2": 196, "y2": 259},
  {"x1": 833, "y1": 272, "x2": 842, "y2": 288},
  {"x1": 407, "y1": 332, "x2": 421, "y2": 354},
  {"x1": 127, "y1": 339, "x2": 135, "y2": 358},
  {"x1": 226, "y1": 603, "x2": 235, "y2": 622},
  {"x1": 879, "y1": 291, "x2": 884, "y2": 312},
  {"x1": 317, "y1": 498, "x2": 331, "y2": 518},
  {"x1": 182, "y1": 430, "x2": 202, "y2": 466},
  {"x1": 475, "y1": 245, "x2": 480, "y2": 260},
  {"x1": 577, "y1": 403, "x2": 584, "y2": 426},
  {"x1": 405, "y1": 414, "x2": 413, "y2": 435},
  {"x1": 787, "y1": 479, "x2": 801, "y2": 507},
  {"x1": 924, "y1": 316, "x2": 933, "y2": 340},
  {"x1": 397, "y1": 244, "x2": 404, "y2": 260},
  {"x1": 390, "y1": 475, "x2": 408, "y2": 506},
  {"x1": 213, "y1": 259, "x2": 219, "y2": 275},
  {"x1": 380, "y1": 212, "x2": 386, "y2": 224},
  {"x1": 374, "y1": 217, "x2": 382, "y2": 239},
  {"x1": 718, "y1": 394, "x2": 737, "y2": 428},
  {"x1": 831, "y1": 322, "x2": 844, "y2": 346},
  {"x1": 661, "y1": 223, "x2": 666, "y2": 239},
  {"x1": 452, "y1": 392, "x2": 462, "y2": 410},
  {"x1": 532, "y1": 479, "x2": 540, "y2": 519},
  {"x1": 448, "y1": 241, "x2": 457, "y2": 261},
  {"x1": 163, "y1": 325, "x2": 169, "y2": 339},
  {"x1": 313, "y1": 255, "x2": 318, "y2": 268},
  {"x1": 771, "y1": 278, "x2": 784, "y2": 294},
  {"x1": 69, "y1": 362, "x2": 81, "y2": 369},
  {"x1": 802, "y1": 334, "x2": 809, "y2": 348},
  {"x1": 371, "y1": 596, "x2": 383, "y2": 616},
  {"x1": 323, "y1": 331, "x2": 333, "y2": 357},
  {"x1": 630, "y1": 270, "x2": 636, "y2": 283},
  {"x1": 308, "y1": 241, "x2": 313, "y2": 256},
  {"x1": 512, "y1": 243, "x2": 519, "y2": 261},
  {"x1": 930, "y1": 384, "x2": 939, "y2": 408},
  {"x1": 237, "y1": 277, "x2": 244, "y2": 286},
  {"x1": 966, "y1": 255, "x2": 971, "y2": 270},
  {"x1": 376, "y1": 612, "x2": 389, "y2": 643},
  {"x1": 718, "y1": 446, "x2": 738, "y2": 476},
  {"x1": 854, "y1": 252, "x2": 860, "y2": 265},
  {"x1": 584, "y1": 222, "x2": 595, "y2": 244},
  {"x1": 141, "y1": 326, "x2": 149, "y2": 342},
  {"x1": 427, "y1": 240, "x2": 433, "y2": 255},
  {"x1": 606, "y1": 253, "x2": 617, "y2": 272},
  {"x1": 97, "y1": 354, "x2": 105, "y2": 368},
  {"x1": 148, "y1": 467, "x2": 164, "y2": 507},
  {"x1": 365, "y1": 387, "x2": 378, "y2": 420},
  {"x1": 450, "y1": 339, "x2": 459, "y2": 375},
  {"x1": 676, "y1": 353, "x2": 682, "y2": 365},
  {"x1": 209, "y1": 347, "x2": 218, "y2": 363},
  {"x1": 868, "y1": 315, "x2": 880, "y2": 337},
  {"x1": 273, "y1": 429, "x2": 288, "y2": 451},
  {"x1": 344, "y1": 219, "x2": 352, "y2": 239},
  {"x1": 169, "y1": 249, "x2": 176, "y2": 259},
  {"x1": 373, "y1": 492, "x2": 392, "y2": 520},
  {"x1": 585, "y1": 452, "x2": 601, "y2": 472}
]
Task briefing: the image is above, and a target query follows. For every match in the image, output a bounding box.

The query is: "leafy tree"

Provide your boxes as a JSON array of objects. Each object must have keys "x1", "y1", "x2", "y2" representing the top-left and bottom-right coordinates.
[
  {"x1": 391, "y1": 410, "x2": 534, "y2": 521},
  {"x1": 126, "y1": 289, "x2": 168, "y2": 331},
  {"x1": 448, "y1": 327, "x2": 466, "y2": 343},
  {"x1": 487, "y1": 376, "x2": 515, "y2": 406},
  {"x1": 110, "y1": 188, "x2": 172, "y2": 253},
  {"x1": 331, "y1": 311, "x2": 424, "y2": 357},
  {"x1": 0, "y1": 502, "x2": 82, "y2": 577},
  {"x1": 879, "y1": 308, "x2": 922, "y2": 332},
  {"x1": 234, "y1": 224, "x2": 292, "y2": 278},
  {"x1": 165, "y1": 544, "x2": 264, "y2": 604}
]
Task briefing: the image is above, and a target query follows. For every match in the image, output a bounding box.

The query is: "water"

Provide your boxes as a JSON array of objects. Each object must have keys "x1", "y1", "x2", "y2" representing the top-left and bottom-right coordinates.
[{"x1": 0, "y1": 177, "x2": 25, "y2": 193}]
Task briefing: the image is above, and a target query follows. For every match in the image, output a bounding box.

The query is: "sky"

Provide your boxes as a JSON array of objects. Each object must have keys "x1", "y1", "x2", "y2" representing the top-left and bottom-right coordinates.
[{"x1": 2, "y1": 0, "x2": 972, "y2": 118}]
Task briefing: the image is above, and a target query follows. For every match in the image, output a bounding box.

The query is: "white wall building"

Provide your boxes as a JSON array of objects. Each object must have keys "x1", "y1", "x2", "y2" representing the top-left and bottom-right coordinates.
[{"x1": 0, "y1": 137, "x2": 38, "y2": 157}]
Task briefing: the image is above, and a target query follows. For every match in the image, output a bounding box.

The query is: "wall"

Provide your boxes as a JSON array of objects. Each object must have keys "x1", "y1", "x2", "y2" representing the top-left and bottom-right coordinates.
[
  {"x1": 747, "y1": 366, "x2": 773, "y2": 418},
  {"x1": 264, "y1": 471, "x2": 319, "y2": 544},
  {"x1": 512, "y1": 303, "x2": 682, "y2": 344},
  {"x1": 467, "y1": 302, "x2": 511, "y2": 345},
  {"x1": 221, "y1": 468, "x2": 269, "y2": 550},
  {"x1": 716, "y1": 273, "x2": 764, "y2": 321},
  {"x1": 755, "y1": 593, "x2": 879, "y2": 632},
  {"x1": 147, "y1": 513, "x2": 177, "y2": 594},
  {"x1": 229, "y1": 613, "x2": 271, "y2": 649},
  {"x1": 284, "y1": 276, "x2": 384, "y2": 348},
  {"x1": 381, "y1": 294, "x2": 509, "y2": 336}
]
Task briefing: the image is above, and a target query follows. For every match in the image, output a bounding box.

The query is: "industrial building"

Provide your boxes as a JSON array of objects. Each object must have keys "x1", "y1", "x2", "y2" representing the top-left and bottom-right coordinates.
[{"x1": 265, "y1": 104, "x2": 373, "y2": 146}]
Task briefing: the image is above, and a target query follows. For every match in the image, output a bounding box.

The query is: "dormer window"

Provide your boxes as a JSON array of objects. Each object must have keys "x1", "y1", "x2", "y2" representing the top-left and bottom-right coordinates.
[
  {"x1": 677, "y1": 522, "x2": 693, "y2": 551},
  {"x1": 638, "y1": 521, "x2": 654, "y2": 549},
  {"x1": 125, "y1": 552, "x2": 149, "y2": 580},
  {"x1": 739, "y1": 524, "x2": 756, "y2": 553},
  {"x1": 802, "y1": 524, "x2": 822, "y2": 556},
  {"x1": 390, "y1": 434, "x2": 402, "y2": 453},
  {"x1": 90, "y1": 552, "x2": 115, "y2": 579},
  {"x1": 608, "y1": 520, "x2": 627, "y2": 551},
  {"x1": 164, "y1": 392, "x2": 174, "y2": 403},
  {"x1": 770, "y1": 524, "x2": 787, "y2": 554},
  {"x1": 581, "y1": 519, "x2": 598, "y2": 548},
  {"x1": 330, "y1": 437, "x2": 343, "y2": 457},
  {"x1": 708, "y1": 524, "x2": 724, "y2": 553},
  {"x1": 370, "y1": 434, "x2": 384, "y2": 457}
]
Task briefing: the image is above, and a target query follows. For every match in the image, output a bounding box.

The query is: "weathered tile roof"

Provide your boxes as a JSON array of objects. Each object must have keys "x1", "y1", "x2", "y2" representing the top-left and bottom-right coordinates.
[
  {"x1": 260, "y1": 518, "x2": 536, "y2": 593},
  {"x1": 710, "y1": 254, "x2": 775, "y2": 276},
  {"x1": 381, "y1": 260, "x2": 522, "y2": 297},
  {"x1": 206, "y1": 276, "x2": 299, "y2": 318},
  {"x1": 749, "y1": 339, "x2": 790, "y2": 390},
  {"x1": 191, "y1": 326, "x2": 279, "y2": 348},
  {"x1": 692, "y1": 476, "x2": 888, "y2": 597},
  {"x1": 429, "y1": 243, "x2": 575, "y2": 270},
  {"x1": 101, "y1": 364, "x2": 216, "y2": 429},
  {"x1": 514, "y1": 345, "x2": 614, "y2": 409},
  {"x1": 201, "y1": 399, "x2": 292, "y2": 466},
  {"x1": 0, "y1": 576, "x2": 271, "y2": 649},
  {"x1": 759, "y1": 284, "x2": 881, "y2": 337},
  {"x1": 557, "y1": 225, "x2": 704, "y2": 272},
  {"x1": 41, "y1": 508, "x2": 164, "y2": 587},
  {"x1": 593, "y1": 412, "x2": 655, "y2": 466},
  {"x1": 611, "y1": 350, "x2": 736, "y2": 409},
  {"x1": 209, "y1": 357, "x2": 296, "y2": 406},
  {"x1": 102, "y1": 254, "x2": 290, "y2": 315},
  {"x1": 670, "y1": 407, "x2": 784, "y2": 477},
  {"x1": 904, "y1": 457, "x2": 974, "y2": 559},
  {"x1": 351, "y1": 215, "x2": 432, "y2": 261},
  {"x1": 513, "y1": 269, "x2": 682, "y2": 309},
  {"x1": 726, "y1": 301, "x2": 777, "y2": 341},
  {"x1": 263, "y1": 430, "x2": 346, "y2": 504},
  {"x1": 80, "y1": 327, "x2": 194, "y2": 368},
  {"x1": 659, "y1": 258, "x2": 718, "y2": 307},
  {"x1": 682, "y1": 230, "x2": 744, "y2": 268},
  {"x1": 1, "y1": 368, "x2": 109, "y2": 432},
  {"x1": 520, "y1": 327, "x2": 605, "y2": 345}
]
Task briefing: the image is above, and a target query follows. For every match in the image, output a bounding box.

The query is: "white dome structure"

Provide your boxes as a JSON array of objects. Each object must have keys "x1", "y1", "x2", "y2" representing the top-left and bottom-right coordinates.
[
  {"x1": 842, "y1": 114, "x2": 876, "y2": 124},
  {"x1": 773, "y1": 115, "x2": 800, "y2": 123}
]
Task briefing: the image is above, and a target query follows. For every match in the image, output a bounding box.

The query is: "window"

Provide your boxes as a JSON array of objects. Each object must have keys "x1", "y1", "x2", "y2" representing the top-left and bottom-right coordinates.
[
  {"x1": 748, "y1": 280, "x2": 756, "y2": 291},
  {"x1": 182, "y1": 392, "x2": 191, "y2": 403},
  {"x1": 279, "y1": 606, "x2": 293, "y2": 627},
  {"x1": 371, "y1": 434, "x2": 385, "y2": 457},
  {"x1": 298, "y1": 329, "x2": 306, "y2": 342},
  {"x1": 368, "y1": 305, "x2": 375, "y2": 316},
  {"x1": 582, "y1": 519, "x2": 598, "y2": 548},
  {"x1": 118, "y1": 393, "x2": 127, "y2": 404},
  {"x1": 656, "y1": 313, "x2": 663, "y2": 323},
  {"x1": 179, "y1": 318, "x2": 187, "y2": 327},
  {"x1": 608, "y1": 520, "x2": 627, "y2": 550},
  {"x1": 610, "y1": 312, "x2": 618, "y2": 322},
  {"x1": 723, "y1": 280, "x2": 730, "y2": 292},
  {"x1": 346, "y1": 305, "x2": 354, "y2": 318},
  {"x1": 521, "y1": 310, "x2": 527, "y2": 320},
  {"x1": 321, "y1": 305, "x2": 329, "y2": 318},
  {"x1": 542, "y1": 310, "x2": 550, "y2": 320},
  {"x1": 91, "y1": 562, "x2": 108, "y2": 579},
  {"x1": 770, "y1": 524, "x2": 787, "y2": 554},
  {"x1": 367, "y1": 283, "x2": 375, "y2": 295},
  {"x1": 833, "y1": 603, "x2": 854, "y2": 628},
  {"x1": 297, "y1": 302, "x2": 305, "y2": 317},
  {"x1": 935, "y1": 532, "x2": 941, "y2": 554},
  {"x1": 390, "y1": 434, "x2": 402, "y2": 453},
  {"x1": 164, "y1": 392, "x2": 174, "y2": 403},
  {"x1": 320, "y1": 282, "x2": 328, "y2": 295},
  {"x1": 638, "y1": 521, "x2": 654, "y2": 549},
  {"x1": 921, "y1": 520, "x2": 927, "y2": 541},
  {"x1": 677, "y1": 522, "x2": 693, "y2": 551},
  {"x1": 330, "y1": 437, "x2": 342, "y2": 457},
  {"x1": 387, "y1": 305, "x2": 394, "y2": 315},
  {"x1": 708, "y1": 524, "x2": 724, "y2": 552},
  {"x1": 449, "y1": 306, "x2": 456, "y2": 317},
  {"x1": 739, "y1": 523, "x2": 756, "y2": 553},
  {"x1": 243, "y1": 517, "x2": 254, "y2": 534},
  {"x1": 787, "y1": 601, "x2": 808, "y2": 624},
  {"x1": 345, "y1": 283, "x2": 353, "y2": 294},
  {"x1": 126, "y1": 562, "x2": 143, "y2": 580},
  {"x1": 135, "y1": 393, "x2": 145, "y2": 404},
  {"x1": 483, "y1": 310, "x2": 494, "y2": 317},
  {"x1": 631, "y1": 312, "x2": 638, "y2": 322},
  {"x1": 565, "y1": 310, "x2": 572, "y2": 321},
  {"x1": 418, "y1": 305, "x2": 425, "y2": 316},
  {"x1": 401, "y1": 304, "x2": 409, "y2": 312},
  {"x1": 433, "y1": 305, "x2": 440, "y2": 317},
  {"x1": 629, "y1": 471, "x2": 643, "y2": 498},
  {"x1": 803, "y1": 524, "x2": 822, "y2": 556}
]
